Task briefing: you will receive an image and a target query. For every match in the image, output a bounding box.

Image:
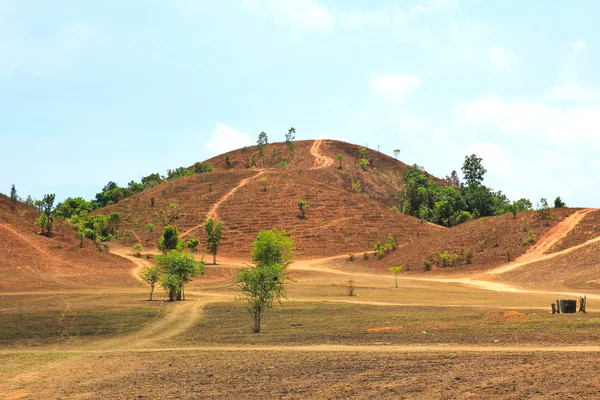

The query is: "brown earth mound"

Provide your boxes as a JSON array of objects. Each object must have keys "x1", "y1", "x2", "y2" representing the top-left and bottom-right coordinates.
[{"x1": 0, "y1": 194, "x2": 134, "y2": 291}]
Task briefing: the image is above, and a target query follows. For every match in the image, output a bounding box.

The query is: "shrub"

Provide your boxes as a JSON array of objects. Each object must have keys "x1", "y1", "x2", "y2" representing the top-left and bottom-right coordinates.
[
  {"x1": 194, "y1": 162, "x2": 214, "y2": 173},
  {"x1": 461, "y1": 248, "x2": 473, "y2": 264},
  {"x1": 133, "y1": 244, "x2": 143, "y2": 258},
  {"x1": 436, "y1": 251, "x2": 459, "y2": 268},
  {"x1": 385, "y1": 235, "x2": 398, "y2": 252},
  {"x1": 373, "y1": 241, "x2": 384, "y2": 259},
  {"x1": 144, "y1": 223, "x2": 154, "y2": 232},
  {"x1": 347, "y1": 280, "x2": 356, "y2": 296},
  {"x1": 359, "y1": 158, "x2": 370, "y2": 171},
  {"x1": 423, "y1": 259, "x2": 433, "y2": 272},
  {"x1": 225, "y1": 154, "x2": 233, "y2": 167},
  {"x1": 363, "y1": 252, "x2": 369, "y2": 260},
  {"x1": 523, "y1": 230, "x2": 537, "y2": 246},
  {"x1": 455, "y1": 211, "x2": 473, "y2": 225},
  {"x1": 352, "y1": 182, "x2": 361, "y2": 193},
  {"x1": 348, "y1": 253, "x2": 354, "y2": 261},
  {"x1": 297, "y1": 199, "x2": 310, "y2": 219}
]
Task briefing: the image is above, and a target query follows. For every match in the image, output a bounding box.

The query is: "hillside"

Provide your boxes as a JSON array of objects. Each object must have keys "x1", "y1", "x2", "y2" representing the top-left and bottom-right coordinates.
[
  {"x1": 98, "y1": 140, "x2": 444, "y2": 258},
  {"x1": 0, "y1": 194, "x2": 134, "y2": 291}
]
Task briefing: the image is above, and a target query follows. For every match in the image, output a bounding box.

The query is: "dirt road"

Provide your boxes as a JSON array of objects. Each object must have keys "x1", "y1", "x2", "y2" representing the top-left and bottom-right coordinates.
[{"x1": 310, "y1": 139, "x2": 334, "y2": 169}]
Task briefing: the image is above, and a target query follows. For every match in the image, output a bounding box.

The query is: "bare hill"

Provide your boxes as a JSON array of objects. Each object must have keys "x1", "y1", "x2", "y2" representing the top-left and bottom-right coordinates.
[
  {"x1": 0, "y1": 195, "x2": 133, "y2": 291},
  {"x1": 99, "y1": 140, "x2": 444, "y2": 258}
]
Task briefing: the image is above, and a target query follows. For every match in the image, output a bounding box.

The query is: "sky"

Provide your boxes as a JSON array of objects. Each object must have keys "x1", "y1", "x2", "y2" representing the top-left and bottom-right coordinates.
[{"x1": 1, "y1": 0, "x2": 600, "y2": 206}]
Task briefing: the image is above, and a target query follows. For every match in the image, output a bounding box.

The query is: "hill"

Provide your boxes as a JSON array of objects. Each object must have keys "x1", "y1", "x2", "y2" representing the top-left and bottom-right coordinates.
[
  {"x1": 98, "y1": 140, "x2": 444, "y2": 258},
  {"x1": 0, "y1": 194, "x2": 134, "y2": 291}
]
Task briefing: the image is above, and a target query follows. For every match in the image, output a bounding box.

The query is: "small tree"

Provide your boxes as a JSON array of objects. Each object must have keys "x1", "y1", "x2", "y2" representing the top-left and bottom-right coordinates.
[
  {"x1": 257, "y1": 131, "x2": 269, "y2": 167},
  {"x1": 225, "y1": 154, "x2": 233, "y2": 167},
  {"x1": 140, "y1": 265, "x2": 160, "y2": 300},
  {"x1": 389, "y1": 265, "x2": 403, "y2": 288},
  {"x1": 537, "y1": 198, "x2": 553, "y2": 226},
  {"x1": 133, "y1": 244, "x2": 143, "y2": 258},
  {"x1": 393, "y1": 149, "x2": 401, "y2": 160},
  {"x1": 285, "y1": 127, "x2": 296, "y2": 159},
  {"x1": 238, "y1": 262, "x2": 287, "y2": 333},
  {"x1": 187, "y1": 237, "x2": 200, "y2": 253},
  {"x1": 36, "y1": 194, "x2": 56, "y2": 237},
  {"x1": 359, "y1": 158, "x2": 370, "y2": 171},
  {"x1": 157, "y1": 250, "x2": 204, "y2": 301},
  {"x1": 297, "y1": 199, "x2": 310, "y2": 219},
  {"x1": 108, "y1": 212, "x2": 121, "y2": 236},
  {"x1": 205, "y1": 218, "x2": 224, "y2": 265},
  {"x1": 336, "y1": 154, "x2": 343, "y2": 169},
  {"x1": 347, "y1": 280, "x2": 356, "y2": 296},
  {"x1": 359, "y1": 147, "x2": 368, "y2": 158},
  {"x1": 10, "y1": 184, "x2": 17, "y2": 212},
  {"x1": 158, "y1": 225, "x2": 183, "y2": 254},
  {"x1": 260, "y1": 177, "x2": 268, "y2": 192},
  {"x1": 554, "y1": 196, "x2": 566, "y2": 208},
  {"x1": 270, "y1": 145, "x2": 278, "y2": 161}
]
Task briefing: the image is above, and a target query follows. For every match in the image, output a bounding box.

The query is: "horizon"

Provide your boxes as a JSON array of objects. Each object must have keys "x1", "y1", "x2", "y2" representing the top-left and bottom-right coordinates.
[{"x1": 1, "y1": 0, "x2": 599, "y2": 206}]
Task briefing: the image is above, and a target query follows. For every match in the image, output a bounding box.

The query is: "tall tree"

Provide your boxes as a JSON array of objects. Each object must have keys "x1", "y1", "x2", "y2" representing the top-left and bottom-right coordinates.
[
  {"x1": 257, "y1": 131, "x2": 269, "y2": 167},
  {"x1": 238, "y1": 228, "x2": 295, "y2": 333},
  {"x1": 36, "y1": 194, "x2": 56, "y2": 237},
  {"x1": 461, "y1": 155, "x2": 487, "y2": 187},
  {"x1": 285, "y1": 127, "x2": 296, "y2": 159},
  {"x1": 9, "y1": 184, "x2": 17, "y2": 212},
  {"x1": 157, "y1": 251, "x2": 204, "y2": 301},
  {"x1": 140, "y1": 265, "x2": 160, "y2": 300},
  {"x1": 205, "y1": 218, "x2": 224, "y2": 265}
]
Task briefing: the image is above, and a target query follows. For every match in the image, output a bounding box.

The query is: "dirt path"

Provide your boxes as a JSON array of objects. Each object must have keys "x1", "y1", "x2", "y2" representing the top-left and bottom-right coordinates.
[
  {"x1": 179, "y1": 170, "x2": 267, "y2": 238},
  {"x1": 0, "y1": 223, "x2": 51, "y2": 258},
  {"x1": 5, "y1": 344, "x2": 600, "y2": 356},
  {"x1": 310, "y1": 139, "x2": 334, "y2": 170}
]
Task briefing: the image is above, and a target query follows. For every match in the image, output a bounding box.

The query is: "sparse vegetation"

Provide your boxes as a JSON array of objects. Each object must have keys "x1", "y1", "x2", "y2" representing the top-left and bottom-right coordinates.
[
  {"x1": 359, "y1": 158, "x2": 370, "y2": 171},
  {"x1": 225, "y1": 154, "x2": 233, "y2": 167},
  {"x1": 35, "y1": 194, "x2": 56, "y2": 237},
  {"x1": 257, "y1": 131, "x2": 269, "y2": 167},
  {"x1": 260, "y1": 177, "x2": 268, "y2": 192},
  {"x1": 537, "y1": 198, "x2": 553, "y2": 226},
  {"x1": 297, "y1": 199, "x2": 310, "y2": 219},
  {"x1": 336, "y1": 154, "x2": 343, "y2": 169},
  {"x1": 523, "y1": 230, "x2": 537, "y2": 246},
  {"x1": 423, "y1": 259, "x2": 433, "y2": 271},
  {"x1": 352, "y1": 181, "x2": 361, "y2": 193},
  {"x1": 285, "y1": 127, "x2": 296, "y2": 160}
]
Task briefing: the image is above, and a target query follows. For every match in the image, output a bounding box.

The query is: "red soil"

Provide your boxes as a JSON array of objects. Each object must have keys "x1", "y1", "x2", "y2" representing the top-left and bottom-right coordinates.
[{"x1": 0, "y1": 194, "x2": 134, "y2": 291}]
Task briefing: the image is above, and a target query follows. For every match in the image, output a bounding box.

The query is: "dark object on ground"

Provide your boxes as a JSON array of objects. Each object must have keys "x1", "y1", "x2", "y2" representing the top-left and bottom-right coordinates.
[{"x1": 559, "y1": 299, "x2": 577, "y2": 314}]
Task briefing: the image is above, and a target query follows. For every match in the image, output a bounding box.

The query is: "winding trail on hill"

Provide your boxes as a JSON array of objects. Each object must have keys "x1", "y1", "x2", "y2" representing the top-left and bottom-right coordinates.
[
  {"x1": 0, "y1": 223, "x2": 51, "y2": 258},
  {"x1": 310, "y1": 139, "x2": 334, "y2": 170},
  {"x1": 179, "y1": 170, "x2": 267, "y2": 238}
]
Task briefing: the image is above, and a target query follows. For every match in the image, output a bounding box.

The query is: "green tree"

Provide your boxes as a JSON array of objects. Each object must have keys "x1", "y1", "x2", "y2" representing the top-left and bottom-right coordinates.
[
  {"x1": 285, "y1": 127, "x2": 295, "y2": 158},
  {"x1": 393, "y1": 149, "x2": 401, "y2": 160},
  {"x1": 270, "y1": 145, "x2": 278, "y2": 161},
  {"x1": 252, "y1": 228, "x2": 295, "y2": 267},
  {"x1": 554, "y1": 196, "x2": 566, "y2": 208},
  {"x1": 157, "y1": 250, "x2": 204, "y2": 301},
  {"x1": 139, "y1": 265, "x2": 160, "y2": 300},
  {"x1": 9, "y1": 184, "x2": 17, "y2": 211},
  {"x1": 297, "y1": 199, "x2": 310, "y2": 219},
  {"x1": 336, "y1": 154, "x2": 343, "y2": 169},
  {"x1": 260, "y1": 177, "x2": 268, "y2": 192},
  {"x1": 461, "y1": 154, "x2": 487, "y2": 187},
  {"x1": 108, "y1": 212, "x2": 121, "y2": 235},
  {"x1": 257, "y1": 131, "x2": 269, "y2": 167},
  {"x1": 238, "y1": 262, "x2": 287, "y2": 333},
  {"x1": 225, "y1": 154, "x2": 233, "y2": 167},
  {"x1": 36, "y1": 194, "x2": 56, "y2": 237},
  {"x1": 358, "y1": 147, "x2": 368, "y2": 158},
  {"x1": 194, "y1": 162, "x2": 214, "y2": 173},
  {"x1": 359, "y1": 158, "x2": 370, "y2": 171},
  {"x1": 537, "y1": 198, "x2": 553, "y2": 226},
  {"x1": 54, "y1": 197, "x2": 93, "y2": 219},
  {"x1": 132, "y1": 244, "x2": 143, "y2": 257},
  {"x1": 205, "y1": 218, "x2": 224, "y2": 265},
  {"x1": 389, "y1": 265, "x2": 403, "y2": 288},
  {"x1": 158, "y1": 225, "x2": 183, "y2": 254},
  {"x1": 187, "y1": 237, "x2": 200, "y2": 253}
]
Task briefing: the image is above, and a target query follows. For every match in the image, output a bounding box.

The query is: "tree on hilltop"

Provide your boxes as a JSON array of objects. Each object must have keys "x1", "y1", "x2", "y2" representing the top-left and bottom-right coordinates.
[
  {"x1": 257, "y1": 132, "x2": 269, "y2": 167},
  {"x1": 393, "y1": 149, "x2": 401, "y2": 160},
  {"x1": 285, "y1": 127, "x2": 296, "y2": 159}
]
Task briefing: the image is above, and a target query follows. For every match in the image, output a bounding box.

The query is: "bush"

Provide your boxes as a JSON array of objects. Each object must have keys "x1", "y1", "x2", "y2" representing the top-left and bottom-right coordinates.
[
  {"x1": 373, "y1": 242, "x2": 384, "y2": 259},
  {"x1": 554, "y1": 196, "x2": 566, "y2": 208},
  {"x1": 133, "y1": 244, "x2": 143, "y2": 258},
  {"x1": 363, "y1": 252, "x2": 369, "y2": 260},
  {"x1": 194, "y1": 162, "x2": 214, "y2": 173},
  {"x1": 144, "y1": 224, "x2": 154, "y2": 232},
  {"x1": 436, "y1": 251, "x2": 459, "y2": 268},
  {"x1": 523, "y1": 230, "x2": 537, "y2": 246},
  {"x1": 352, "y1": 182, "x2": 361, "y2": 193},
  {"x1": 455, "y1": 211, "x2": 473, "y2": 225},
  {"x1": 461, "y1": 248, "x2": 473, "y2": 264},
  {"x1": 348, "y1": 253, "x2": 354, "y2": 261},
  {"x1": 359, "y1": 158, "x2": 370, "y2": 171},
  {"x1": 423, "y1": 259, "x2": 433, "y2": 272}
]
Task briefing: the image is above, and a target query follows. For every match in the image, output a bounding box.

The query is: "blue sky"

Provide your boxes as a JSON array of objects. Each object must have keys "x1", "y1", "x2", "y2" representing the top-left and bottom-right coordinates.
[{"x1": 1, "y1": 0, "x2": 600, "y2": 206}]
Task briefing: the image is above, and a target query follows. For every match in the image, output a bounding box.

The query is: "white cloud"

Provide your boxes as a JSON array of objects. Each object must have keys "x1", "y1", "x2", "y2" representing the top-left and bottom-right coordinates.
[
  {"x1": 488, "y1": 45, "x2": 516, "y2": 72},
  {"x1": 369, "y1": 74, "x2": 422, "y2": 98},
  {"x1": 570, "y1": 40, "x2": 587, "y2": 52},
  {"x1": 204, "y1": 123, "x2": 252, "y2": 156},
  {"x1": 338, "y1": 9, "x2": 391, "y2": 29},
  {"x1": 243, "y1": 0, "x2": 334, "y2": 33},
  {"x1": 541, "y1": 83, "x2": 600, "y2": 103}
]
